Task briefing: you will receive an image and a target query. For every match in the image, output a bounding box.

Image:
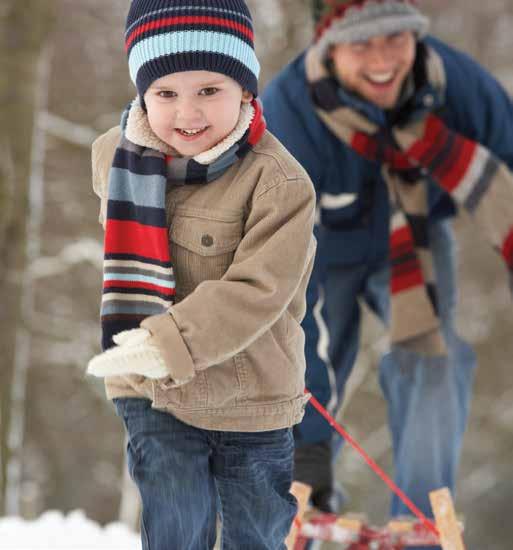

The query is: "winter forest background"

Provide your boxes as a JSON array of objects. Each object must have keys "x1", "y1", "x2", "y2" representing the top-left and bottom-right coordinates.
[{"x1": 1, "y1": 1, "x2": 513, "y2": 549}]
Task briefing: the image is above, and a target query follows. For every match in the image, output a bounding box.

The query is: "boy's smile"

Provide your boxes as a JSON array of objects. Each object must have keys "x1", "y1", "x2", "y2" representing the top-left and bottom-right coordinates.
[
  {"x1": 144, "y1": 71, "x2": 253, "y2": 157},
  {"x1": 176, "y1": 127, "x2": 209, "y2": 138}
]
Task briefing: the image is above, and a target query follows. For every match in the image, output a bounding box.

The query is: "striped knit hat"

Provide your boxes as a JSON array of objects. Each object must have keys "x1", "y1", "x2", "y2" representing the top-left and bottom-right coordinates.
[
  {"x1": 312, "y1": 0, "x2": 429, "y2": 60},
  {"x1": 125, "y1": 0, "x2": 260, "y2": 99}
]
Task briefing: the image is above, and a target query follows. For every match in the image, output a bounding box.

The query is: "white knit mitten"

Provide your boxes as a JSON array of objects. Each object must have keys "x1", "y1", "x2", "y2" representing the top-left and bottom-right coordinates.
[{"x1": 87, "y1": 328, "x2": 169, "y2": 379}]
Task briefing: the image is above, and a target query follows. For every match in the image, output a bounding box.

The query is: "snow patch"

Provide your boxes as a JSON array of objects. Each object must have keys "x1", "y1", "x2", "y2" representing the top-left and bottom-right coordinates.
[{"x1": 0, "y1": 511, "x2": 141, "y2": 549}]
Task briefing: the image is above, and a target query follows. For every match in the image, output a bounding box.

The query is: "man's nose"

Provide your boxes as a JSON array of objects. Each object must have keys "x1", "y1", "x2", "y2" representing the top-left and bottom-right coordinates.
[{"x1": 367, "y1": 45, "x2": 396, "y2": 68}]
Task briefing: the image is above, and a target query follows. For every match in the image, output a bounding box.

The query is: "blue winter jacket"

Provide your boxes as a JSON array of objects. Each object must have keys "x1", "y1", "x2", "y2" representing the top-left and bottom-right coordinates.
[{"x1": 262, "y1": 37, "x2": 513, "y2": 268}]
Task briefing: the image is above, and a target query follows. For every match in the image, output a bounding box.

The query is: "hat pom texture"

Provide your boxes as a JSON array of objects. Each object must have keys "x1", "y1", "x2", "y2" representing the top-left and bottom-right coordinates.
[{"x1": 313, "y1": 0, "x2": 429, "y2": 59}]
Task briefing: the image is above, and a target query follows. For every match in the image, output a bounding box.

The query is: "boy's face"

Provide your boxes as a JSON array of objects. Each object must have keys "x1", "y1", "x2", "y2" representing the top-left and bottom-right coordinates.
[
  {"x1": 144, "y1": 71, "x2": 253, "y2": 157},
  {"x1": 329, "y1": 31, "x2": 416, "y2": 110}
]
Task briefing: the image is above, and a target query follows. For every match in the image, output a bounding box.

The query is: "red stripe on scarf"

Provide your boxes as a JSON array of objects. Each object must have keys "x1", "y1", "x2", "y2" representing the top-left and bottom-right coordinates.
[
  {"x1": 437, "y1": 138, "x2": 477, "y2": 193},
  {"x1": 388, "y1": 148, "x2": 413, "y2": 171},
  {"x1": 501, "y1": 226, "x2": 513, "y2": 269},
  {"x1": 406, "y1": 115, "x2": 446, "y2": 165},
  {"x1": 126, "y1": 16, "x2": 254, "y2": 51},
  {"x1": 105, "y1": 219, "x2": 171, "y2": 262},
  {"x1": 391, "y1": 266, "x2": 424, "y2": 294},
  {"x1": 351, "y1": 131, "x2": 378, "y2": 160},
  {"x1": 353, "y1": 131, "x2": 414, "y2": 170},
  {"x1": 390, "y1": 226, "x2": 416, "y2": 251},
  {"x1": 247, "y1": 100, "x2": 266, "y2": 145},
  {"x1": 104, "y1": 279, "x2": 175, "y2": 297},
  {"x1": 431, "y1": 131, "x2": 464, "y2": 183},
  {"x1": 390, "y1": 226, "x2": 424, "y2": 293}
]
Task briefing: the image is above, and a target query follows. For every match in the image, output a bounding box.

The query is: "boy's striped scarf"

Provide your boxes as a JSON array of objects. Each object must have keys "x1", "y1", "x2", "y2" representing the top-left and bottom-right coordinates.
[
  {"x1": 306, "y1": 44, "x2": 513, "y2": 354},
  {"x1": 101, "y1": 99, "x2": 266, "y2": 351}
]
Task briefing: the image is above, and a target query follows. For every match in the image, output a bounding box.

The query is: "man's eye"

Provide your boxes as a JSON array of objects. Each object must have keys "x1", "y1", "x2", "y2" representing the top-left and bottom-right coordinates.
[
  {"x1": 389, "y1": 32, "x2": 407, "y2": 44},
  {"x1": 199, "y1": 87, "x2": 219, "y2": 96},
  {"x1": 351, "y1": 42, "x2": 368, "y2": 53},
  {"x1": 158, "y1": 91, "x2": 176, "y2": 98}
]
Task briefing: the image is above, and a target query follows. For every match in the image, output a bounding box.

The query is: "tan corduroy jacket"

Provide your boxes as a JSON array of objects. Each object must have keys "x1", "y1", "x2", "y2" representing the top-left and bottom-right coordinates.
[{"x1": 91, "y1": 111, "x2": 317, "y2": 432}]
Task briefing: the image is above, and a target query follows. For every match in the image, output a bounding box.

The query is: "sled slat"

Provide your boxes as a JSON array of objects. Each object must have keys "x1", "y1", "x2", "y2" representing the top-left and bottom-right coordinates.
[
  {"x1": 429, "y1": 488, "x2": 465, "y2": 550},
  {"x1": 286, "y1": 482, "x2": 312, "y2": 550}
]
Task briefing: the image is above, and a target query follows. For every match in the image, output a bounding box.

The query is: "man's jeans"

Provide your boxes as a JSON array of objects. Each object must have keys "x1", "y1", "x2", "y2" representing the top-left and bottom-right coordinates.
[
  {"x1": 296, "y1": 220, "x2": 476, "y2": 547},
  {"x1": 114, "y1": 398, "x2": 297, "y2": 550}
]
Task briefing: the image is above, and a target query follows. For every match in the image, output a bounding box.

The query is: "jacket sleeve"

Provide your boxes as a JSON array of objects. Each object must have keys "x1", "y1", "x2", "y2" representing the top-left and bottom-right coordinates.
[
  {"x1": 440, "y1": 39, "x2": 513, "y2": 167},
  {"x1": 142, "y1": 174, "x2": 316, "y2": 375},
  {"x1": 427, "y1": 39, "x2": 513, "y2": 218},
  {"x1": 262, "y1": 70, "x2": 326, "y2": 195}
]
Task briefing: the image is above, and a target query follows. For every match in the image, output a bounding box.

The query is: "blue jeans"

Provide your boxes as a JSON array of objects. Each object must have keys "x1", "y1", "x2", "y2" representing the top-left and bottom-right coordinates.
[
  {"x1": 114, "y1": 398, "x2": 297, "y2": 550},
  {"x1": 296, "y1": 220, "x2": 476, "y2": 549}
]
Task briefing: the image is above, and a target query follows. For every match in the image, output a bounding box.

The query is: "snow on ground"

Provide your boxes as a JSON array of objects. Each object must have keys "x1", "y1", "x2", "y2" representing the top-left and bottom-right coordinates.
[{"x1": 0, "y1": 511, "x2": 141, "y2": 550}]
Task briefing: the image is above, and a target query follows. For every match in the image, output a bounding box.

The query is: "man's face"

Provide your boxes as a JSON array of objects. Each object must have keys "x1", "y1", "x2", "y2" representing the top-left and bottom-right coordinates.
[{"x1": 329, "y1": 31, "x2": 416, "y2": 110}]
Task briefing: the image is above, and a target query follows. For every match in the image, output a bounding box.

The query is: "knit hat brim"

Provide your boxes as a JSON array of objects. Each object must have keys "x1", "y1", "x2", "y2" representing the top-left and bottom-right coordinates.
[
  {"x1": 316, "y1": 3, "x2": 430, "y2": 60},
  {"x1": 125, "y1": 1, "x2": 260, "y2": 98},
  {"x1": 135, "y1": 52, "x2": 259, "y2": 99}
]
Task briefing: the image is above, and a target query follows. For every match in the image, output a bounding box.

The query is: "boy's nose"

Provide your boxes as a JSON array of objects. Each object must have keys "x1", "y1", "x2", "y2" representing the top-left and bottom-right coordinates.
[{"x1": 175, "y1": 98, "x2": 202, "y2": 121}]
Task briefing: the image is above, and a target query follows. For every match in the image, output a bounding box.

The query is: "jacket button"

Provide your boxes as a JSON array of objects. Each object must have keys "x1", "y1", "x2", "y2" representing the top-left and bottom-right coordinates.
[{"x1": 201, "y1": 234, "x2": 214, "y2": 247}]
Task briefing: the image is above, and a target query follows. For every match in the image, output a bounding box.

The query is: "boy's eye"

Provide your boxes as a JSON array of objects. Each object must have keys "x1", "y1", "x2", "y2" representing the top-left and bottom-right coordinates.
[
  {"x1": 158, "y1": 90, "x2": 177, "y2": 98},
  {"x1": 199, "y1": 87, "x2": 219, "y2": 96}
]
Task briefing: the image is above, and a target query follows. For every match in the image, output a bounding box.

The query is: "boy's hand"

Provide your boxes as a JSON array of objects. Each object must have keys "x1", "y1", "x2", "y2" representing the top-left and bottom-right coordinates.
[{"x1": 87, "y1": 328, "x2": 170, "y2": 380}]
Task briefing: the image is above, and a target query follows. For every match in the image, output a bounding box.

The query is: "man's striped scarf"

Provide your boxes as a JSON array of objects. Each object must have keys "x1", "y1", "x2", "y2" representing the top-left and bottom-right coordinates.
[
  {"x1": 101, "y1": 99, "x2": 266, "y2": 351},
  {"x1": 305, "y1": 44, "x2": 513, "y2": 354}
]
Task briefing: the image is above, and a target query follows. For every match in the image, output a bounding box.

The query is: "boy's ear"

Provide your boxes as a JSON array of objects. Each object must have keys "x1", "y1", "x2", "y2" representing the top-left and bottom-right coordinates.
[{"x1": 241, "y1": 89, "x2": 253, "y2": 104}]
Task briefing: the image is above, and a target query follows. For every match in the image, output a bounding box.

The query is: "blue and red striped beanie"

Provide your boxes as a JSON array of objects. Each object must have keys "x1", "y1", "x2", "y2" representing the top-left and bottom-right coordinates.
[{"x1": 125, "y1": 0, "x2": 260, "y2": 100}]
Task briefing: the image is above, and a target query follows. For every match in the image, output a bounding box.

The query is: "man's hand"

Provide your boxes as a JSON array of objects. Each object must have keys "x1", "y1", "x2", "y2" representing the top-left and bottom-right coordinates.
[{"x1": 87, "y1": 328, "x2": 170, "y2": 380}]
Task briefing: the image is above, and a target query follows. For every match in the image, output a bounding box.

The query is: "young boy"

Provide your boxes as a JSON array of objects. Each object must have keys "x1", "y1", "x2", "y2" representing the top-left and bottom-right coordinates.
[{"x1": 87, "y1": 0, "x2": 316, "y2": 548}]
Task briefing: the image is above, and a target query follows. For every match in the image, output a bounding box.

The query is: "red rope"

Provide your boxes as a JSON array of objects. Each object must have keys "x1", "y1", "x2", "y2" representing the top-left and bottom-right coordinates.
[{"x1": 305, "y1": 390, "x2": 440, "y2": 537}]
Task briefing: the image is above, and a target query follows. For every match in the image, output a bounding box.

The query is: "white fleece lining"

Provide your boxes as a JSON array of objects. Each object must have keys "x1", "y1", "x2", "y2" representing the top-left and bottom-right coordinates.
[
  {"x1": 125, "y1": 98, "x2": 176, "y2": 155},
  {"x1": 195, "y1": 102, "x2": 254, "y2": 165},
  {"x1": 124, "y1": 98, "x2": 255, "y2": 165}
]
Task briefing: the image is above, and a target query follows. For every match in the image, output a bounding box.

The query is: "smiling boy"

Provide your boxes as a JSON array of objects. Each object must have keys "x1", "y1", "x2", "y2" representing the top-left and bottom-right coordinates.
[
  {"x1": 86, "y1": 1, "x2": 316, "y2": 548},
  {"x1": 145, "y1": 71, "x2": 253, "y2": 157}
]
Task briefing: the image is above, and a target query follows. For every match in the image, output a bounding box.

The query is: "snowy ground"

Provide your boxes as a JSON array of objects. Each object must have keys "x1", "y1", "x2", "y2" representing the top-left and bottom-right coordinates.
[{"x1": 0, "y1": 511, "x2": 140, "y2": 550}]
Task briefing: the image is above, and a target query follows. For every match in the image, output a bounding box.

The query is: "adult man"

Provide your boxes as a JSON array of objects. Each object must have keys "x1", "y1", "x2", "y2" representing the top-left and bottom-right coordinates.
[{"x1": 262, "y1": 0, "x2": 513, "y2": 532}]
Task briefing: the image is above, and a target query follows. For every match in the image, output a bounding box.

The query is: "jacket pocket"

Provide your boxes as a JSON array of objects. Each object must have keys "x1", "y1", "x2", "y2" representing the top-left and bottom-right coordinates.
[
  {"x1": 159, "y1": 356, "x2": 247, "y2": 411},
  {"x1": 161, "y1": 370, "x2": 209, "y2": 410},
  {"x1": 169, "y1": 207, "x2": 244, "y2": 297}
]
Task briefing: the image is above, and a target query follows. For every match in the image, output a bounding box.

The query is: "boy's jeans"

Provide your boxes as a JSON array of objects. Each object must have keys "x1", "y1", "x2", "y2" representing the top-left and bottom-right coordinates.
[{"x1": 114, "y1": 397, "x2": 297, "y2": 550}]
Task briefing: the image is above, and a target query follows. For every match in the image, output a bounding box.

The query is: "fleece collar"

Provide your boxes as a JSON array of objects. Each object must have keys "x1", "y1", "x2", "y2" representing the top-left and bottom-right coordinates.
[{"x1": 124, "y1": 98, "x2": 254, "y2": 165}]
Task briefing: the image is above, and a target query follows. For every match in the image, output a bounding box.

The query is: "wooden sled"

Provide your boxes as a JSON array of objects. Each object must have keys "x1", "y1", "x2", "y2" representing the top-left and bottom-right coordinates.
[{"x1": 286, "y1": 483, "x2": 465, "y2": 550}]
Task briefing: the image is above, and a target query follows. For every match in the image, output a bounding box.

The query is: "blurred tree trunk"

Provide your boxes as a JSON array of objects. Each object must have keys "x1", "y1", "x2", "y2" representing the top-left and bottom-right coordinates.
[{"x1": 0, "y1": 0, "x2": 55, "y2": 515}]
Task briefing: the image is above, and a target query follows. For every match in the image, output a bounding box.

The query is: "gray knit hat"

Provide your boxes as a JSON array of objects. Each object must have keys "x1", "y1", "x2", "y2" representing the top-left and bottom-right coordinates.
[{"x1": 313, "y1": 0, "x2": 430, "y2": 60}]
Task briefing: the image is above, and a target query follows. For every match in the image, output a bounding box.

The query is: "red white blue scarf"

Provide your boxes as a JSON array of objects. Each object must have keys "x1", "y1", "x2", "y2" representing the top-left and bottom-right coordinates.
[
  {"x1": 306, "y1": 44, "x2": 513, "y2": 354},
  {"x1": 101, "y1": 99, "x2": 266, "y2": 350}
]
